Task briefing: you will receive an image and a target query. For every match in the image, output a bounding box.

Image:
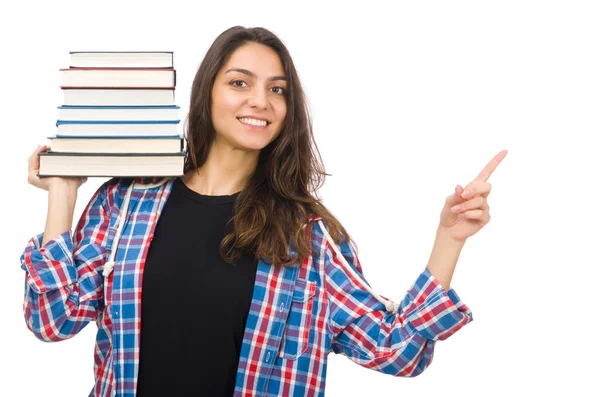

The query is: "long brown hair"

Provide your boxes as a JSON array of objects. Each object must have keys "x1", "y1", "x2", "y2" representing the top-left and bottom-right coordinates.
[{"x1": 184, "y1": 26, "x2": 353, "y2": 268}]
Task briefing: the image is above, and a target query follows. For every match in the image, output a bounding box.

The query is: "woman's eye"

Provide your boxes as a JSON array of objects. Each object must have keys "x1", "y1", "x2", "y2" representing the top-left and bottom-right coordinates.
[
  {"x1": 230, "y1": 80, "x2": 247, "y2": 88},
  {"x1": 271, "y1": 86, "x2": 286, "y2": 95}
]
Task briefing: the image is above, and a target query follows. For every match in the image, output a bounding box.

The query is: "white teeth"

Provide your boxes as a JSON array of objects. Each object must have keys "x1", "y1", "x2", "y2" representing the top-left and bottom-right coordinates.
[{"x1": 238, "y1": 117, "x2": 268, "y2": 127}]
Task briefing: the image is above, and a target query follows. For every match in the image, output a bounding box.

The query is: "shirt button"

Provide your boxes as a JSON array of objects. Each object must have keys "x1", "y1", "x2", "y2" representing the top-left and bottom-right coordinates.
[
  {"x1": 279, "y1": 302, "x2": 284, "y2": 312},
  {"x1": 114, "y1": 311, "x2": 119, "y2": 317},
  {"x1": 265, "y1": 351, "x2": 271, "y2": 363}
]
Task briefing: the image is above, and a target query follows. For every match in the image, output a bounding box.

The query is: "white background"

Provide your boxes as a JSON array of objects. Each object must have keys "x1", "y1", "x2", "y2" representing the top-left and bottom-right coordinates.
[{"x1": 1, "y1": 0, "x2": 599, "y2": 396}]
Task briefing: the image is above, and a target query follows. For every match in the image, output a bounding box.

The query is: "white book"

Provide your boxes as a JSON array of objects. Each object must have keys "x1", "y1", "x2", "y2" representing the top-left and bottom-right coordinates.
[
  {"x1": 56, "y1": 121, "x2": 180, "y2": 137},
  {"x1": 58, "y1": 106, "x2": 180, "y2": 121},
  {"x1": 61, "y1": 68, "x2": 175, "y2": 88},
  {"x1": 70, "y1": 51, "x2": 173, "y2": 68},
  {"x1": 39, "y1": 152, "x2": 185, "y2": 177},
  {"x1": 48, "y1": 136, "x2": 183, "y2": 154},
  {"x1": 62, "y1": 88, "x2": 175, "y2": 106}
]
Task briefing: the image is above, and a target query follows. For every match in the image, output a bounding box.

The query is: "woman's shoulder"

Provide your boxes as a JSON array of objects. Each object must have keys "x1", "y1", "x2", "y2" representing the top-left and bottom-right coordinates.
[
  {"x1": 103, "y1": 176, "x2": 173, "y2": 190},
  {"x1": 104, "y1": 176, "x2": 167, "y2": 187},
  {"x1": 96, "y1": 176, "x2": 174, "y2": 208}
]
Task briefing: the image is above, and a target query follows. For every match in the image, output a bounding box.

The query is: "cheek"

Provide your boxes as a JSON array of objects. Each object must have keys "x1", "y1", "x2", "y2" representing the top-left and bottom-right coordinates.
[
  {"x1": 275, "y1": 101, "x2": 287, "y2": 124},
  {"x1": 271, "y1": 104, "x2": 287, "y2": 139},
  {"x1": 212, "y1": 89, "x2": 241, "y2": 118}
]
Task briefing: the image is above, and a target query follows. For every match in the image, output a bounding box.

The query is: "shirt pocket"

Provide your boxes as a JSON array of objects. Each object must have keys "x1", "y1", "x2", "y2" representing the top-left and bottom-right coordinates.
[{"x1": 278, "y1": 278, "x2": 317, "y2": 360}]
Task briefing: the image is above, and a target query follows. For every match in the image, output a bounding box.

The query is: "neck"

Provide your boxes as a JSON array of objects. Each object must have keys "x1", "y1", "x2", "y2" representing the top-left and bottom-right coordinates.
[{"x1": 183, "y1": 138, "x2": 259, "y2": 196}]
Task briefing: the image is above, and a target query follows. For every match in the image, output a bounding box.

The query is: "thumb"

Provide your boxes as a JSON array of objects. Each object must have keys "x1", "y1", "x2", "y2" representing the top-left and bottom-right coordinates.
[
  {"x1": 446, "y1": 184, "x2": 465, "y2": 207},
  {"x1": 455, "y1": 184, "x2": 464, "y2": 199}
]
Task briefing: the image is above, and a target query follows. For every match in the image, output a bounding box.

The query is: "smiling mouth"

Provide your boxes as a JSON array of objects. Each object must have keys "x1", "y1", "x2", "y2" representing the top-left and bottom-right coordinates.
[{"x1": 237, "y1": 117, "x2": 270, "y2": 127}]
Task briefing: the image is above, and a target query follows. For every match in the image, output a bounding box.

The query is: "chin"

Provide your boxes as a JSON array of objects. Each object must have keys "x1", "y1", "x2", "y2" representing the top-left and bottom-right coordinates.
[
  {"x1": 232, "y1": 129, "x2": 280, "y2": 151},
  {"x1": 230, "y1": 135, "x2": 274, "y2": 151}
]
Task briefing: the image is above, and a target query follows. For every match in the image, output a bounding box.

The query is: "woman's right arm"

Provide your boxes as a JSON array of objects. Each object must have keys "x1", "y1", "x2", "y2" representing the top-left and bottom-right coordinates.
[{"x1": 21, "y1": 145, "x2": 109, "y2": 342}]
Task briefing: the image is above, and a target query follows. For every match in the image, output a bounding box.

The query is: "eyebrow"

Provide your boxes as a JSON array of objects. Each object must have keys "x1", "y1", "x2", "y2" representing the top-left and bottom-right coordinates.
[{"x1": 225, "y1": 68, "x2": 286, "y2": 82}]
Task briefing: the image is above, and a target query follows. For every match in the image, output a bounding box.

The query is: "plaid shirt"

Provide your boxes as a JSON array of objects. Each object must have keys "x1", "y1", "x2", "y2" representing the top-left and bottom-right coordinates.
[{"x1": 21, "y1": 177, "x2": 473, "y2": 397}]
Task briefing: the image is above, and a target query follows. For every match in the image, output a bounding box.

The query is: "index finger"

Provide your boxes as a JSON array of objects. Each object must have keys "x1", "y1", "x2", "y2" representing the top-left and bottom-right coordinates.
[{"x1": 474, "y1": 149, "x2": 508, "y2": 181}]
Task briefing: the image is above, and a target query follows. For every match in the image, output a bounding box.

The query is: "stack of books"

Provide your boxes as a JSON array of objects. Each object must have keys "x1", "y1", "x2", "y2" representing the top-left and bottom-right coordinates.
[{"x1": 38, "y1": 51, "x2": 185, "y2": 177}]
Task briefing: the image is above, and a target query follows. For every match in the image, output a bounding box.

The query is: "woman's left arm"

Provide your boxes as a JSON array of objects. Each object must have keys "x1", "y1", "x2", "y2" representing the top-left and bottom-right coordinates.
[
  {"x1": 323, "y1": 228, "x2": 472, "y2": 378},
  {"x1": 324, "y1": 150, "x2": 507, "y2": 377}
]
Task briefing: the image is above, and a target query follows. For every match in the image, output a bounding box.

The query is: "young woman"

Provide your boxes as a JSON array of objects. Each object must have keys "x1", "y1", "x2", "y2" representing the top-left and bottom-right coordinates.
[{"x1": 22, "y1": 26, "x2": 507, "y2": 396}]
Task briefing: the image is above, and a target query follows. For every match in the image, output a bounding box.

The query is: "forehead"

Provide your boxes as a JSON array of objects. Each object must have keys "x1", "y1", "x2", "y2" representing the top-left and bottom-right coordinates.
[{"x1": 221, "y1": 42, "x2": 285, "y2": 77}]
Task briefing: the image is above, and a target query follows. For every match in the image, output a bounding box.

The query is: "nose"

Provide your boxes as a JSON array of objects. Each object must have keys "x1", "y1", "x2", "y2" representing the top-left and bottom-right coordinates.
[{"x1": 247, "y1": 87, "x2": 268, "y2": 110}]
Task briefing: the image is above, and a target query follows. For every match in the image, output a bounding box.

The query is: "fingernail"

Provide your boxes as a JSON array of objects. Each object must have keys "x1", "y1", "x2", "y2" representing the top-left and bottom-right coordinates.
[
  {"x1": 461, "y1": 190, "x2": 470, "y2": 198},
  {"x1": 451, "y1": 205, "x2": 461, "y2": 213}
]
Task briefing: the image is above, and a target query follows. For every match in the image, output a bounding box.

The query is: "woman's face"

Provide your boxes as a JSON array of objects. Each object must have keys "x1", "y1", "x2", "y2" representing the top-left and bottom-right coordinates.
[{"x1": 211, "y1": 42, "x2": 287, "y2": 152}]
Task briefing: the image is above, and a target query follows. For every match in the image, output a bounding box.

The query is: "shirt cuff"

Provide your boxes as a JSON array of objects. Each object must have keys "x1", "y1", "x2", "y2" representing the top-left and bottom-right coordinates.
[
  {"x1": 402, "y1": 267, "x2": 473, "y2": 341},
  {"x1": 20, "y1": 230, "x2": 77, "y2": 294}
]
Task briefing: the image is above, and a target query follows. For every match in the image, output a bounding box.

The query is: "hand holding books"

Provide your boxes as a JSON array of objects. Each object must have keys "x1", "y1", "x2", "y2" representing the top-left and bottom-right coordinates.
[{"x1": 28, "y1": 145, "x2": 88, "y2": 191}]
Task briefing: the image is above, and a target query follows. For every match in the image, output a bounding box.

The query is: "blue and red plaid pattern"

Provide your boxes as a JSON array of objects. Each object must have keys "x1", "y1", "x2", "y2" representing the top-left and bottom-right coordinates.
[{"x1": 21, "y1": 177, "x2": 473, "y2": 396}]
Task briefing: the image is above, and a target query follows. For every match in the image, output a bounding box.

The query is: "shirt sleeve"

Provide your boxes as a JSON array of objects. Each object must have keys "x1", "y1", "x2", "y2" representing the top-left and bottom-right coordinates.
[
  {"x1": 324, "y1": 228, "x2": 473, "y2": 377},
  {"x1": 20, "y1": 181, "x2": 113, "y2": 342}
]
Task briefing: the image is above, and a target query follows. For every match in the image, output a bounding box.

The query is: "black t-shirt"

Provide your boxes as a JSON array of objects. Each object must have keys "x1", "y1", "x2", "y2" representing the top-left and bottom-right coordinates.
[{"x1": 136, "y1": 177, "x2": 258, "y2": 397}]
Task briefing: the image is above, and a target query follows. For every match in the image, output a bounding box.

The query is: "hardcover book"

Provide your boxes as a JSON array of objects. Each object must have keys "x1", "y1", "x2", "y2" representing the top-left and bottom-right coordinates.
[
  {"x1": 39, "y1": 152, "x2": 185, "y2": 177},
  {"x1": 62, "y1": 88, "x2": 176, "y2": 106},
  {"x1": 55, "y1": 120, "x2": 180, "y2": 137},
  {"x1": 69, "y1": 51, "x2": 174, "y2": 68},
  {"x1": 58, "y1": 105, "x2": 180, "y2": 121},
  {"x1": 48, "y1": 136, "x2": 183, "y2": 153},
  {"x1": 61, "y1": 68, "x2": 176, "y2": 88}
]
